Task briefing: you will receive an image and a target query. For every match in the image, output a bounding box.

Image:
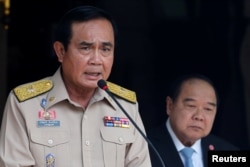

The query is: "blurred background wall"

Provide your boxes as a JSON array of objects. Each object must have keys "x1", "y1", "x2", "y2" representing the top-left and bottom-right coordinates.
[{"x1": 0, "y1": 0, "x2": 249, "y2": 149}]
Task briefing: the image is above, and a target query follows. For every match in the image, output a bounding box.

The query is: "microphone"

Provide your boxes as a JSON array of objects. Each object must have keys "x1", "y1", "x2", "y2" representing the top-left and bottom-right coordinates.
[{"x1": 97, "y1": 79, "x2": 166, "y2": 167}]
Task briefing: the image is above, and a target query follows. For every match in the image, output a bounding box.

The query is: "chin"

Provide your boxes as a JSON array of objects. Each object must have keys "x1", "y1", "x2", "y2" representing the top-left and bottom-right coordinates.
[
  {"x1": 81, "y1": 81, "x2": 97, "y2": 89},
  {"x1": 188, "y1": 133, "x2": 202, "y2": 141}
]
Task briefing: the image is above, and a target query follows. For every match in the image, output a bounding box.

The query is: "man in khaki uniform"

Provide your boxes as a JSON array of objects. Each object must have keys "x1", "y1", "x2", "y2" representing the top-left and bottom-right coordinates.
[{"x1": 0, "y1": 6, "x2": 151, "y2": 167}]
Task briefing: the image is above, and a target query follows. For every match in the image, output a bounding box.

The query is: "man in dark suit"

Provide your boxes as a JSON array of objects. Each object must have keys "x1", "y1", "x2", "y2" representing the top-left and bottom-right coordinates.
[{"x1": 147, "y1": 74, "x2": 239, "y2": 167}]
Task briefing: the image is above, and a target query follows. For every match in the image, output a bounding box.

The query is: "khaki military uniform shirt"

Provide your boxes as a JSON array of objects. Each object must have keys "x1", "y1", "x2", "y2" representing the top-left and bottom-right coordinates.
[{"x1": 0, "y1": 67, "x2": 151, "y2": 167}]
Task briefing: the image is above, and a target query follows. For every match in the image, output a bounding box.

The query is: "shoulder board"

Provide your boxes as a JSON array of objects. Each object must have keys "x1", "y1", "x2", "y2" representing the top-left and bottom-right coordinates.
[
  {"x1": 13, "y1": 79, "x2": 53, "y2": 102},
  {"x1": 107, "y1": 81, "x2": 136, "y2": 103}
]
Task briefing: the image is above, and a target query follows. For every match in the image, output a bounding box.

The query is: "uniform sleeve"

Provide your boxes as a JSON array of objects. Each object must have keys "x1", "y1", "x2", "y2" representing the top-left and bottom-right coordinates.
[
  {"x1": 0, "y1": 91, "x2": 35, "y2": 167},
  {"x1": 124, "y1": 102, "x2": 152, "y2": 167}
]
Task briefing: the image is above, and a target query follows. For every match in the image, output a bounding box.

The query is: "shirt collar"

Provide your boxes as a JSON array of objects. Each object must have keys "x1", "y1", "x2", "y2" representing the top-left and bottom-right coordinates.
[
  {"x1": 45, "y1": 67, "x2": 117, "y2": 110},
  {"x1": 166, "y1": 118, "x2": 202, "y2": 155},
  {"x1": 45, "y1": 67, "x2": 69, "y2": 108}
]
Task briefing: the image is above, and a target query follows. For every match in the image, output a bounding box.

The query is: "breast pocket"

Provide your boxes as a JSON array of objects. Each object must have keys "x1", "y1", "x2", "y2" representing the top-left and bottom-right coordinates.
[
  {"x1": 100, "y1": 127, "x2": 135, "y2": 167},
  {"x1": 30, "y1": 130, "x2": 70, "y2": 167}
]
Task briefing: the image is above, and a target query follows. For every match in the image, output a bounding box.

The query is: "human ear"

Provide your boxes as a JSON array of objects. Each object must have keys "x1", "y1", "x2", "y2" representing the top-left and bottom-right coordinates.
[
  {"x1": 166, "y1": 96, "x2": 173, "y2": 115},
  {"x1": 53, "y1": 41, "x2": 65, "y2": 63}
]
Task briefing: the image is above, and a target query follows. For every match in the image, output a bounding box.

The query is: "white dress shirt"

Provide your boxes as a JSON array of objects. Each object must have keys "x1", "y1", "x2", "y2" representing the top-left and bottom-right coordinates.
[{"x1": 166, "y1": 118, "x2": 204, "y2": 167}]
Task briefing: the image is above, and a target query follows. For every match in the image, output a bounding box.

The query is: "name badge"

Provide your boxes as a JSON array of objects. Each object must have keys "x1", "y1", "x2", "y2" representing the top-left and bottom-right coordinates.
[{"x1": 37, "y1": 120, "x2": 60, "y2": 128}]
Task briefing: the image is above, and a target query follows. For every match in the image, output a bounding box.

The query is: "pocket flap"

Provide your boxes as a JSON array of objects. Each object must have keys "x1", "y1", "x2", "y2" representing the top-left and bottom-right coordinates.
[
  {"x1": 30, "y1": 130, "x2": 70, "y2": 147},
  {"x1": 101, "y1": 127, "x2": 135, "y2": 145}
]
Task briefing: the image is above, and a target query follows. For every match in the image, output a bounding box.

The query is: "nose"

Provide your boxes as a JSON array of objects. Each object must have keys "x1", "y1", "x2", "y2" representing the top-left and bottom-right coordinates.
[
  {"x1": 89, "y1": 49, "x2": 102, "y2": 65},
  {"x1": 193, "y1": 108, "x2": 204, "y2": 121}
]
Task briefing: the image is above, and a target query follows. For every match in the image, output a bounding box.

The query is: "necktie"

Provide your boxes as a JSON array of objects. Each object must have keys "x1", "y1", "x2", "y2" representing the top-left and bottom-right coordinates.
[{"x1": 181, "y1": 147, "x2": 194, "y2": 167}]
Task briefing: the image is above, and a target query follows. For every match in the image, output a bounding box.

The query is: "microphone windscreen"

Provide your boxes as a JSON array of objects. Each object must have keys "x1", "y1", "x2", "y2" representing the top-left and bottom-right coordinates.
[{"x1": 97, "y1": 79, "x2": 108, "y2": 90}]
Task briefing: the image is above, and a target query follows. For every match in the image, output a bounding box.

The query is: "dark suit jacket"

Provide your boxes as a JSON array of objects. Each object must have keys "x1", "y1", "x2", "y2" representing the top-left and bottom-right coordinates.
[{"x1": 147, "y1": 123, "x2": 239, "y2": 167}]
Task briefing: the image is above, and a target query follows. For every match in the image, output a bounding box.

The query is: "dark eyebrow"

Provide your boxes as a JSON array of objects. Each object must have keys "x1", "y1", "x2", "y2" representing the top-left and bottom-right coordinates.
[
  {"x1": 79, "y1": 41, "x2": 93, "y2": 46},
  {"x1": 183, "y1": 98, "x2": 217, "y2": 107},
  {"x1": 102, "y1": 42, "x2": 113, "y2": 48},
  {"x1": 207, "y1": 102, "x2": 217, "y2": 107},
  {"x1": 79, "y1": 41, "x2": 113, "y2": 48},
  {"x1": 183, "y1": 98, "x2": 195, "y2": 103}
]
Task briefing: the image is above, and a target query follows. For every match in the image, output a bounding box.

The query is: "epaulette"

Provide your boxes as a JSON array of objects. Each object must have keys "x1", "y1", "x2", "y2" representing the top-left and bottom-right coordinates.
[
  {"x1": 107, "y1": 81, "x2": 136, "y2": 103},
  {"x1": 13, "y1": 79, "x2": 53, "y2": 102}
]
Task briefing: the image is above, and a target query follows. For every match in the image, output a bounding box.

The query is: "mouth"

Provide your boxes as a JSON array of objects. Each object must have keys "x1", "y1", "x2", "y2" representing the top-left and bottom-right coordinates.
[
  {"x1": 84, "y1": 72, "x2": 102, "y2": 81},
  {"x1": 85, "y1": 72, "x2": 101, "y2": 76},
  {"x1": 189, "y1": 126, "x2": 203, "y2": 131}
]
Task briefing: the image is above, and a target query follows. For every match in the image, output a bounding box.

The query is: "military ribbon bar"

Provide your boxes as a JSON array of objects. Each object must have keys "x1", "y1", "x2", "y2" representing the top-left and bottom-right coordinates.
[{"x1": 104, "y1": 116, "x2": 130, "y2": 128}]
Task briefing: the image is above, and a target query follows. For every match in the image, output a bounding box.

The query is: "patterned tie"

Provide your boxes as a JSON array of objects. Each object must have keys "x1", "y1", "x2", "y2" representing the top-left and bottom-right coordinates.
[{"x1": 181, "y1": 147, "x2": 194, "y2": 167}]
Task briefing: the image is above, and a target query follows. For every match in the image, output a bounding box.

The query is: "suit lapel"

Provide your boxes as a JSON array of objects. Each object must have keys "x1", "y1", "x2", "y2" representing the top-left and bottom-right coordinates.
[
  {"x1": 153, "y1": 124, "x2": 184, "y2": 167},
  {"x1": 201, "y1": 138, "x2": 210, "y2": 167}
]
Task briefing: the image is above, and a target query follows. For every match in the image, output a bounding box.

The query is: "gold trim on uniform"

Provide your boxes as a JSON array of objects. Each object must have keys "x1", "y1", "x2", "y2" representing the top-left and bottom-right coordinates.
[
  {"x1": 13, "y1": 79, "x2": 53, "y2": 102},
  {"x1": 107, "y1": 82, "x2": 136, "y2": 103}
]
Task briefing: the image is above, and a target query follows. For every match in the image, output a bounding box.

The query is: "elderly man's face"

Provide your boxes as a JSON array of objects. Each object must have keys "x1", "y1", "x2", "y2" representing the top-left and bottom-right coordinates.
[{"x1": 167, "y1": 79, "x2": 217, "y2": 146}]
